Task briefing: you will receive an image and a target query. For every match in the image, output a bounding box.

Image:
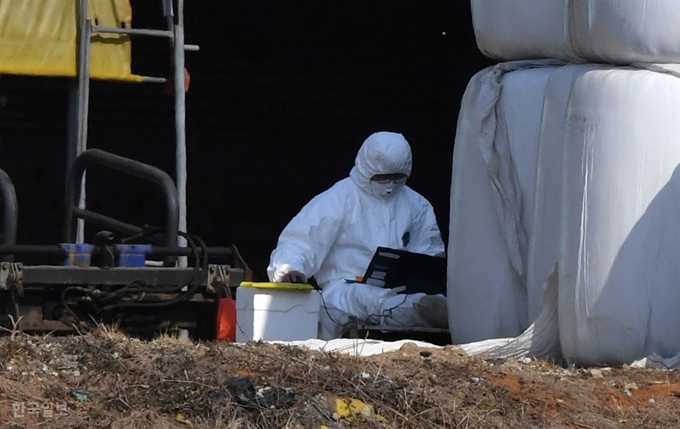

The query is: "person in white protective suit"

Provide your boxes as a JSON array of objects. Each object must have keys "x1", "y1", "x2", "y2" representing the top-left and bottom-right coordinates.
[{"x1": 267, "y1": 131, "x2": 448, "y2": 339}]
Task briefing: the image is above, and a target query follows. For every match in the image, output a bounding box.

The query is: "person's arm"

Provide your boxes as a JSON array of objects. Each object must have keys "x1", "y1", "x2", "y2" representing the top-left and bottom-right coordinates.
[
  {"x1": 267, "y1": 186, "x2": 346, "y2": 283},
  {"x1": 407, "y1": 195, "x2": 445, "y2": 257}
]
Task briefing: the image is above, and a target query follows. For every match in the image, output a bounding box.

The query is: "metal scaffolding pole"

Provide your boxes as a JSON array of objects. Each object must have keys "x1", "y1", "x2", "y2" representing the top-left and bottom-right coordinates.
[
  {"x1": 66, "y1": 0, "x2": 92, "y2": 244},
  {"x1": 175, "y1": 4, "x2": 188, "y2": 253}
]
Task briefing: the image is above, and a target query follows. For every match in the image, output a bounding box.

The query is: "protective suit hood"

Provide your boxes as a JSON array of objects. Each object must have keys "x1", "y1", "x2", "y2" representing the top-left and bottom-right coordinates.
[{"x1": 350, "y1": 132, "x2": 412, "y2": 195}]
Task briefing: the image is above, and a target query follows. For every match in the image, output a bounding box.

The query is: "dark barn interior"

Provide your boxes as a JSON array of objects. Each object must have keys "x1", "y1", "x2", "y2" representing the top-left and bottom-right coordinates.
[{"x1": 0, "y1": 2, "x2": 492, "y2": 279}]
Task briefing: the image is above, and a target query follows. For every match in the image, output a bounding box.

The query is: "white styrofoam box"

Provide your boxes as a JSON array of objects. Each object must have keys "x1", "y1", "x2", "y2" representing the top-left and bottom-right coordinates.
[
  {"x1": 236, "y1": 283, "x2": 321, "y2": 342},
  {"x1": 557, "y1": 64, "x2": 680, "y2": 366},
  {"x1": 448, "y1": 61, "x2": 563, "y2": 344},
  {"x1": 472, "y1": 0, "x2": 680, "y2": 64}
]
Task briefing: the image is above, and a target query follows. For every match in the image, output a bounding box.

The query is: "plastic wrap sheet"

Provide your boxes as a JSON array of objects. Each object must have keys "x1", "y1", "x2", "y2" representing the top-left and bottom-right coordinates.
[
  {"x1": 448, "y1": 60, "x2": 564, "y2": 344},
  {"x1": 472, "y1": 0, "x2": 680, "y2": 64},
  {"x1": 0, "y1": 0, "x2": 143, "y2": 81},
  {"x1": 459, "y1": 266, "x2": 560, "y2": 361},
  {"x1": 526, "y1": 64, "x2": 588, "y2": 323}
]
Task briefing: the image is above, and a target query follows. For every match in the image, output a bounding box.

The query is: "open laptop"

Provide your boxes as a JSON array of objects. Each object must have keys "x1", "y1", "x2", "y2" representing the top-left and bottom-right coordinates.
[{"x1": 359, "y1": 247, "x2": 447, "y2": 296}]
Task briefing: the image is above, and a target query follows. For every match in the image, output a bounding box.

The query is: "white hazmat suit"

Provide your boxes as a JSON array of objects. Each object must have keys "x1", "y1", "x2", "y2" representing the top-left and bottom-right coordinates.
[{"x1": 267, "y1": 132, "x2": 446, "y2": 339}]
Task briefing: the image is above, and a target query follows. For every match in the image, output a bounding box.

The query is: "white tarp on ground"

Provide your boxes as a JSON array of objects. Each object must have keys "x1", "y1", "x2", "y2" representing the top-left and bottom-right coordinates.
[
  {"x1": 449, "y1": 60, "x2": 680, "y2": 366},
  {"x1": 471, "y1": 0, "x2": 680, "y2": 65},
  {"x1": 265, "y1": 336, "x2": 680, "y2": 369},
  {"x1": 268, "y1": 339, "x2": 441, "y2": 356}
]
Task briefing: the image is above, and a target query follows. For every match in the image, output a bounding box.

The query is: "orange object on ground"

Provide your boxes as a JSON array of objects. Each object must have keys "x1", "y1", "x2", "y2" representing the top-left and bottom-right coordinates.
[{"x1": 216, "y1": 298, "x2": 236, "y2": 341}]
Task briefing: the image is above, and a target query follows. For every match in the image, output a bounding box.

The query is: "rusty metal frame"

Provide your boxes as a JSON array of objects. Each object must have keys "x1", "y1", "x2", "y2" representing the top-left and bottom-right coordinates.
[{"x1": 0, "y1": 263, "x2": 243, "y2": 334}]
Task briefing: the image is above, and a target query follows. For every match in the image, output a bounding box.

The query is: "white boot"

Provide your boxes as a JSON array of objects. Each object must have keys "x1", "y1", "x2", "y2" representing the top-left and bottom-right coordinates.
[{"x1": 413, "y1": 295, "x2": 449, "y2": 328}]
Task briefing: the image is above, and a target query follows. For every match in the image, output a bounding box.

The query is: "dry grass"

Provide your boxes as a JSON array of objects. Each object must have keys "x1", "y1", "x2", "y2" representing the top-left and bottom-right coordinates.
[{"x1": 0, "y1": 328, "x2": 679, "y2": 428}]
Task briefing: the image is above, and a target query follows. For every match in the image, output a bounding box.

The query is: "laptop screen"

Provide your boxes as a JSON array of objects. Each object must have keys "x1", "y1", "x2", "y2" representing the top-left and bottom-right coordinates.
[{"x1": 361, "y1": 247, "x2": 447, "y2": 296}]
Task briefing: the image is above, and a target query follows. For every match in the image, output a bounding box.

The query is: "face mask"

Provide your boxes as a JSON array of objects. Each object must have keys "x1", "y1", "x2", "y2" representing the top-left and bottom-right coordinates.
[{"x1": 369, "y1": 180, "x2": 403, "y2": 199}]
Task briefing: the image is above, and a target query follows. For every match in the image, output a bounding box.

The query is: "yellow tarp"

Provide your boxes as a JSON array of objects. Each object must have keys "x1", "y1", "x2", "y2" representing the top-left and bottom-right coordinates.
[{"x1": 0, "y1": 0, "x2": 144, "y2": 81}]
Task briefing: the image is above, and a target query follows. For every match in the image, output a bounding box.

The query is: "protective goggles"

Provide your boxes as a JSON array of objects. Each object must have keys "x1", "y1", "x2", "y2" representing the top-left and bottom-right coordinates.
[{"x1": 370, "y1": 173, "x2": 408, "y2": 184}]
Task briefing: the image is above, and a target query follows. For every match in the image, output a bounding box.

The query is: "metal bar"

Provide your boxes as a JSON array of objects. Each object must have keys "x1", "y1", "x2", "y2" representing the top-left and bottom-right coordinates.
[
  {"x1": 174, "y1": 0, "x2": 188, "y2": 268},
  {"x1": 91, "y1": 26, "x2": 173, "y2": 38},
  {"x1": 64, "y1": 149, "x2": 179, "y2": 266},
  {"x1": 0, "y1": 245, "x2": 63, "y2": 255},
  {"x1": 75, "y1": 0, "x2": 92, "y2": 244},
  {"x1": 162, "y1": 0, "x2": 174, "y2": 19},
  {"x1": 163, "y1": 0, "x2": 175, "y2": 43},
  {"x1": 142, "y1": 77, "x2": 169, "y2": 83},
  {"x1": 184, "y1": 44, "x2": 200, "y2": 52},
  {"x1": 0, "y1": 170, "x2": 18, "y2": 247},
  {"x1": 72, "y1": 208, "x2": 144, "y2": 237},
  {"x1": 147, "y1": 246, "x2": 235, "y2": 257},
  {"x1": 76, "y1": 0, "x2": 90, "y2": 154},
  {"x1": 0, "y1": 245, "x2": 235, "y2": 258},
  {"x1": 22, "y1": 266, "x2": 198, "y2": 286}
]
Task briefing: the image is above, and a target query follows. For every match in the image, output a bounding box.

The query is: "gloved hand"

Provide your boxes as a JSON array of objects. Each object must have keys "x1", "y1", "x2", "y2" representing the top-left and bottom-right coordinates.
[{"x1": 280, "y1": 270, "x2": 307, "y2": 284}]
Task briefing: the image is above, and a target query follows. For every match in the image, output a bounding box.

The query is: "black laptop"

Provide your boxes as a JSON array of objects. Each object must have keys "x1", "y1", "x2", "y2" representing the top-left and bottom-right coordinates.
[{"x1": 360, "y1": 247, "x2": 447, "y2": 296}]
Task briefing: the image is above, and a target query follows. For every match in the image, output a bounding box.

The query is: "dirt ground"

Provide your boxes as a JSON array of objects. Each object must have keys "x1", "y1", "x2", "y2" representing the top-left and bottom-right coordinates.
[{"x1": 0, "y1": 328, "x2": 679, "y2": 428}]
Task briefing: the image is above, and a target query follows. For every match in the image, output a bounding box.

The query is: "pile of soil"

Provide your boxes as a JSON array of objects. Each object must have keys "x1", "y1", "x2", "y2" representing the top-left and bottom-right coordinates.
[{"x1": 0, "y1": 327, "x2": 679, "y2": 428}]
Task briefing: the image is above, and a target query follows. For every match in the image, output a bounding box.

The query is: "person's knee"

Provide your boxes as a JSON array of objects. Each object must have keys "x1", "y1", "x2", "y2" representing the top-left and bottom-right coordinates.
[{"x1": 413, "y1": 295, "x2": 449, "y2": 328}]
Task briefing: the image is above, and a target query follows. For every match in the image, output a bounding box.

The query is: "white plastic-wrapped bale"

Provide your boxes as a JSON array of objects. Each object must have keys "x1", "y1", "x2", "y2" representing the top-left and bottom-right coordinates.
[
  {"x1": 448, "y1": 61, "x2": 564, "y2": 344},
  {"x1": 451, "y1": 61, "x2": 680, "y2": 366},
  {"x1": 557, "y1": 64, "x2": 680, "y2": 366},
  {"x1": 472, "y1": 0, "x2": 680, "y2": 64}
]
